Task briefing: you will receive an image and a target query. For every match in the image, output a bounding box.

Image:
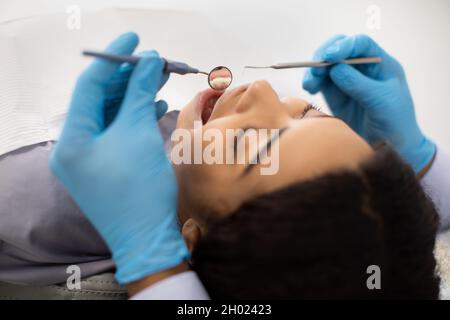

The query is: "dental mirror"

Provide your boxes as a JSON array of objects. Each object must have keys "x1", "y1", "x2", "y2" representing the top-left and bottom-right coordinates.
[{"x1": 208, "y1": 66, "x2": 233, "y2": 90}]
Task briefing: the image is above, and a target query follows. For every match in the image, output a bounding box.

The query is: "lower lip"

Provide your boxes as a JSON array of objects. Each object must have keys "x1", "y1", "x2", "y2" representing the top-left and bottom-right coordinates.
[{"x1": 196, "y1": 88, "x2": 224, "y2": 124}]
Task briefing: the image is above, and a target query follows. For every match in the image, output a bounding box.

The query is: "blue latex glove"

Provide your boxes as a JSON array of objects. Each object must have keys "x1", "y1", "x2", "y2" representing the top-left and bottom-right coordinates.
[
  {"x1": 303, "y1": 34, "x2": 436, "y2": 173},
  {"x1": 49, "y1": 32, "x2": 189, "y2": 284}
]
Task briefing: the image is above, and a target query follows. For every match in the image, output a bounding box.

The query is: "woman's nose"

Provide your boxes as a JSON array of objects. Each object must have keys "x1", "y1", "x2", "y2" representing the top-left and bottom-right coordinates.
[{"x1": 235, "y1": 80, "x2": 279, "y2": 114}]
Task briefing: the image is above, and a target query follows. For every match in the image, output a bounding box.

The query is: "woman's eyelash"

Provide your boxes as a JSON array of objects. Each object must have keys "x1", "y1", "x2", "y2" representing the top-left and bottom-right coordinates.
[{"x1": 300, "y1": 104, "x2": 321, "y2": 118}]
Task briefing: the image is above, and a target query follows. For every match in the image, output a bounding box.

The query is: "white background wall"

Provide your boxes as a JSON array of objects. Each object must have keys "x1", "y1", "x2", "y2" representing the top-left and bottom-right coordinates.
[{"x1": 2, "y1": 0, "x2": 450, "y2": 148}]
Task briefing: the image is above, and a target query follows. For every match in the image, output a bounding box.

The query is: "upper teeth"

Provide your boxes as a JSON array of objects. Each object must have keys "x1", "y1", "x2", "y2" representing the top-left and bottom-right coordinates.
[{"x1": 210, "y1": 77, "x2": 232, "y2": 90}]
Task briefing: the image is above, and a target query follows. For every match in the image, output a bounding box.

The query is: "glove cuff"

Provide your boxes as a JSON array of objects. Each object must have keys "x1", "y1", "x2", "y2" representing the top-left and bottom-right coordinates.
[
  {"x1": 402, "y1": 136, "x2": 436, "y2": 173},
  {"x1": 113, "y1": 215, "x2": 190, "y2": 285}
]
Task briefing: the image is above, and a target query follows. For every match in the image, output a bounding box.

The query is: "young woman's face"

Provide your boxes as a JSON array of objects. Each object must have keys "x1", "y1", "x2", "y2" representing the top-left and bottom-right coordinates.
[{"x1": 174, "y1": 81, "x2": 373, "y2": 224}]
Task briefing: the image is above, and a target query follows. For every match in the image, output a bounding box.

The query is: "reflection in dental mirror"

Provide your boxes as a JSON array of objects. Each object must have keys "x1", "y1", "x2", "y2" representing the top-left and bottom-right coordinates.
[{"x1": 208, "y1": 66, "x2": 233, "y2": 90}]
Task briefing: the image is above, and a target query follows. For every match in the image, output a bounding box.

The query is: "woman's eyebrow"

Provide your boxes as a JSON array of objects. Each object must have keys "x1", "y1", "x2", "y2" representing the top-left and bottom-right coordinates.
[
  {"x1": 308, "y1": 114, "x2": 342, "y2": 121},
  {"x1": 241, "y1": 127, "x2": 288, "y2": 177},
  {"x1": 314, "y1": 114, "x2": 336, "y2": 119},
  {"x1": 232, "y1": 127, "x2": 254, "y2": 156}
]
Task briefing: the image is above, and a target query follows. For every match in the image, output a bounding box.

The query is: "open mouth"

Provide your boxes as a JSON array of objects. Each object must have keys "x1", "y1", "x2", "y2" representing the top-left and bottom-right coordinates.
[
  {"x1": 198, "y1": 89, "x2": 225, "y2": 124},
  {"x1": 201, "y1": 95, "x2": 221, "y2": 124},
  {"x1": 196, "y1": 84, "x2": 248, "y2": 125}
]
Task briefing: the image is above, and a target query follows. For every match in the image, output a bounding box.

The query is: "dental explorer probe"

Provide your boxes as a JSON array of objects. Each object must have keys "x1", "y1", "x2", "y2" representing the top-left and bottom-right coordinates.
[
  {"x1": 244, "y1": 57, "x2": 382, "y2": 70},
  {"x1": 82, "y1": 50, "x2": 209, "y2": 75}
]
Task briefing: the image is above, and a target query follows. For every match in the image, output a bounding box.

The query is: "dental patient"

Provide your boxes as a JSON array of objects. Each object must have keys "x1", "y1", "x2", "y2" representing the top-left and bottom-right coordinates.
[
  {"x1": 174, "y1": 80, "x2": 441, "y2": 299},
  {"x1": 0, "y1": 76, "x2": 440, "y2": 299}
]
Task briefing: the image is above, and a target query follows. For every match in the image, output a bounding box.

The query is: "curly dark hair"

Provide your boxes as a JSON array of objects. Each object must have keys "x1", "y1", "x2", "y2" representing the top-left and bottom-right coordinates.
[{"x1": 191, "y1": 145, "x2": 441, "y2": 299}]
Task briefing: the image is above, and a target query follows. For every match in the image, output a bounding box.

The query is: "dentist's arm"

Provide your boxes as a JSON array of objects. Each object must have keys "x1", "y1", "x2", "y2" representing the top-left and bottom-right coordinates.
[
  {"x1": 303, "y1": 34, "x2": 449, "y2": 230},
  {"x1": 49, "y1": 32, "x2": 209, "y2": 298}
]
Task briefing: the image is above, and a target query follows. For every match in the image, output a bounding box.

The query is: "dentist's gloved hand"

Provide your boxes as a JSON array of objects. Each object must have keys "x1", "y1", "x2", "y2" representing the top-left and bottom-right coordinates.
[
  {"x1": 303, "y1": 34, "x2": 436, "y2": 173},
  {"x1": 49, "y1": 32, "x2": 189, "y2": 284}
]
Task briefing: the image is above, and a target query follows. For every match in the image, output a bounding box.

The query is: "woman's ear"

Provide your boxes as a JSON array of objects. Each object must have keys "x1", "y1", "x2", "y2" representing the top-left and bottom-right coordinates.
[{"x1": 181, "y1": 218, "x2": 203, "y2": 252}]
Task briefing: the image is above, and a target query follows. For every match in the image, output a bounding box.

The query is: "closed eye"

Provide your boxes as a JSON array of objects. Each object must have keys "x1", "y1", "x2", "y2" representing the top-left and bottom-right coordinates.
[
  {"x1": 299, "y1": 104, "x2": 341, "y2": 122},
  {"x1": 299, "y1": 104, "x2": 321, "y2": 119},
  {"x1": 240, "y1": 127, "x2": 288, "y2": 177}
]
